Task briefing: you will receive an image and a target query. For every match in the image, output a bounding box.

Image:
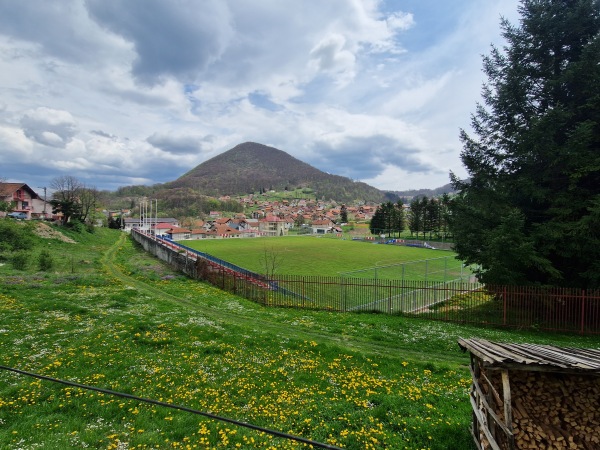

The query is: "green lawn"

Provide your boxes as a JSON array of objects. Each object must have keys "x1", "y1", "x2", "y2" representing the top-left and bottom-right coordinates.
[
  {"x1": 182, "y1": 236, "x2": 467, "y2": 280},
  {"x1": 1, "y1": 225, "x2": 597, "y2": 449}
]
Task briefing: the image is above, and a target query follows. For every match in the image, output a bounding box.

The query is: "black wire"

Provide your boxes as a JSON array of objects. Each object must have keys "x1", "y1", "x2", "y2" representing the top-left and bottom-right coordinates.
[{"x1": 0, "y1": 365, "x2": 344, "y2": 450}]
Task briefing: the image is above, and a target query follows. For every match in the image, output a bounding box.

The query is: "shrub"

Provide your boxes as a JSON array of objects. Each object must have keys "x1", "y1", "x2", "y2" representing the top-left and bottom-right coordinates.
[
  {"x1": 0, "y1": 219, "x2": 35, "y2": 251},
  {"x1": 38, "y1": 249, "x2": 54, "y2": 271},
  {"x1": 68, "y1": 219, "x2": 85, "y2": 233},
  {"x1": 11, "y1": 251, "x2": 30, "y2": 270}
]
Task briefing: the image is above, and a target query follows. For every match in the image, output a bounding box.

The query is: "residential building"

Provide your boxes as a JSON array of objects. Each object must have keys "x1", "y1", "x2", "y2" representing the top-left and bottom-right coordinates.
[
  {"x1": 259, "y1": 215, "x2": 288, "y2": 237},
  {"x1": 166, "y1": 227, "x2": 191, "y2": 241},
  {"x1": 311, "y1": 219, "x2": 335, "y2": 234},
  {"x1": 0, "y1": 182, "x2": 47, "y2": 219}
]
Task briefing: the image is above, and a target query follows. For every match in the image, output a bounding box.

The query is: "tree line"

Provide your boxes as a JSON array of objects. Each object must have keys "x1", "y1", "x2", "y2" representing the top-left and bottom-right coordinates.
[{"x1": 369, "y1": 194, "x2": 451, "y2": 240}]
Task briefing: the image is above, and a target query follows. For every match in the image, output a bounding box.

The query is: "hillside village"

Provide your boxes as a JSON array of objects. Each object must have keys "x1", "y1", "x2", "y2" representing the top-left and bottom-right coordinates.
[
  {"x1": 123, "y1": 194, "x2": 378, "y2": 240},
  {"x1": 1, "y1": 182, "x2": 380, "y2": 240}
]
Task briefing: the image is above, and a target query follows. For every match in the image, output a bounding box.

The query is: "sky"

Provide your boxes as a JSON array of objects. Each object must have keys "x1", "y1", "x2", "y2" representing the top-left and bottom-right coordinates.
[{"x1": 0, "y1": 0, "x2": 521, "y2": 194}]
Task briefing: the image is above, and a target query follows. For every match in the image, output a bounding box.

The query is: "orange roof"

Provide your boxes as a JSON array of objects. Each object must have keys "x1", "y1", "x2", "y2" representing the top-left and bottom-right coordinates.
[
  {"x1": 263, "y1": 215, "x2": 284, "y2": 222},
  {"x1": 212, "y1": 224, "x2": 240, "y2": 234},
  {"x1": 168, "y1": 227, "x2": 190, "y2": 233},
  {"x1": 155, "y1": 223, "x2": 173, "y2": 229}
]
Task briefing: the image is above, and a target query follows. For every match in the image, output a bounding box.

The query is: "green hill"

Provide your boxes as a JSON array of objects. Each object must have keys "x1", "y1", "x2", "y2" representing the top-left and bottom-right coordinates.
[{"x1": 166, "y1": 142, "x2": 386, "y2": 203}]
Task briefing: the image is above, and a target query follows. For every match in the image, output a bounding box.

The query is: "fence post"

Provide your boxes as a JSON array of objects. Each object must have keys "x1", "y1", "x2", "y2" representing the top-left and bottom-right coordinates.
[
  {"x1": 503, "y1": 286, "x2": 507, "y2": 326},
  {"x1": 341, "y1": 277, "x2": 346, "y2": 312},
  {"x1": 580, "y1": 290, "x2": 586, "y2": 335},
  {"x1": 444, "y1": 257, "x2": 447, "y2": 283}
]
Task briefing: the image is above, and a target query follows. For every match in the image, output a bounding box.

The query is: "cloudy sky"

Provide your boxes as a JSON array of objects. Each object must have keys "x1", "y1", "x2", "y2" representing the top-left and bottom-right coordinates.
[{"x1": 0, "y1": 0, "x2": 520, "y2": 193}]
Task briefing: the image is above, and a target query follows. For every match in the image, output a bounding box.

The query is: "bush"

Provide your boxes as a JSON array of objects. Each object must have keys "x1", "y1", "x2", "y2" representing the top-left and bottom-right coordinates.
[
  {"x1": 11, "y1": 251, "x2": 30, "y2": 270},
  {"x1": 38, "y1": 249, "x2": 54, "y2": 271},
  {"x1": 67, "y1": 219, "x2": 85, "y2": 233},
  {"x1": 0, "y1": 219, "x2": 35, "y2": 251}
]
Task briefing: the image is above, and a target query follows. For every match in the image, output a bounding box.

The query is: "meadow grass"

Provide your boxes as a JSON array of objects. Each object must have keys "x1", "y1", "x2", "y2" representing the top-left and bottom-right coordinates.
[
  {"x1": 0, "y1": 225, "x2": 598, "y2": 449},
  {"x1": 182, "y1": 236, "x2": 467, "y2": 280}
]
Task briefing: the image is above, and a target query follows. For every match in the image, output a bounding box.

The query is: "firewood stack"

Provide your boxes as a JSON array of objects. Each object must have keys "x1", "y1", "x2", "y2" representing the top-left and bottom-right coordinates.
[
  {"x1": 481, "y1": 368, "x2": 600, "y2": 450},
  {"x1": 458, "y1": 338, "x2": 600, "y2": 450}
]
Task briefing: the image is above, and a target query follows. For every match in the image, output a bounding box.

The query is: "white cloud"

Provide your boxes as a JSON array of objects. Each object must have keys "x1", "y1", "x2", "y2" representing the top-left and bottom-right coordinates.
[
  {"x1": 309, "y1": 34, "x2": 357, "y2": 84},
  {"x1": 387, "y1": 12, "x2": 415, "y2": 32},
  {"x1": 0, "y1": 0, "x2": 521, "y2": 192},
  {"x1": 20, "y1": 107, "x2": 78, "y2": 148}
]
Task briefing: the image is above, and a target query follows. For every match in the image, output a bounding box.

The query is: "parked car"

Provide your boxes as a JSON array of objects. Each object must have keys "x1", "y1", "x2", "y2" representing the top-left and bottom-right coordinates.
[{"x1": 7, "y1": 212, "x2": 28, "y2": 220}]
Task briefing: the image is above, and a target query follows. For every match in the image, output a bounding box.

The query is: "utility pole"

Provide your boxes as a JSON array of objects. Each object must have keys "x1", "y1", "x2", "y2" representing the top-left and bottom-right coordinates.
[{"x1": 38, "y1": 186, "x2": 47, "y2": 217}]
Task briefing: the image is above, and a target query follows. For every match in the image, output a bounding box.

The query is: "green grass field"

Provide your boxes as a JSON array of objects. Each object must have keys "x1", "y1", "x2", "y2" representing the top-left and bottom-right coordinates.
[
  {"x1": 182, "y1": 236, "x2": 470, "y2": 281},
  {"x1": 1, "y1": 224, "x2": 597, "y2": 449}
]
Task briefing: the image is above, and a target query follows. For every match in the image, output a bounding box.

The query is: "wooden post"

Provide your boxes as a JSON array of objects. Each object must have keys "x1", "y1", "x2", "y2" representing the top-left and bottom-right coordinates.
[{"x1": 501, "y1": 370, "x2": 515, "y2": 450}]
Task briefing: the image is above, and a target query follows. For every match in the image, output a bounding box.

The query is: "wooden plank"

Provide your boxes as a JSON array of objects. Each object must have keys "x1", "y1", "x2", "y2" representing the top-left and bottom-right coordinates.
[
  {"x1": 469, "y1": 378, "x2": 514, "y2": 438},
  {"x1": 481, "y1": 369, "x2": 503, "y2": 407},
  {"x1": 458, "y1": 338, "x2": 600, "y2": 372},
  {"x1": 469, "y1": 427, "x2": 485, "y2": 450},
  {"x1": 470, "y1": 394, "x2": 503, "y2": 450},
  {"x1": 501, "y1": 369, "x2": 516, "y2": 450}
]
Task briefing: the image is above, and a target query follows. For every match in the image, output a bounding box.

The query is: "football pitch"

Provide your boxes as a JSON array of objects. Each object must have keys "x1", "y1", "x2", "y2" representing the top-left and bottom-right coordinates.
[{"x1": 182, "y1": 235, "x2": 473, "y2": 282}]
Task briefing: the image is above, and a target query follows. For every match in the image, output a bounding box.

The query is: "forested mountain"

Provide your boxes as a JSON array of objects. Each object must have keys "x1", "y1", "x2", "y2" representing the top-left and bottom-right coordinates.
[
  {"x1": 387, "y1": 182, "x2": 456, "y2": 201},
  {"x1": 166, "y1": 142, "x2": 386, "y2": 203}
]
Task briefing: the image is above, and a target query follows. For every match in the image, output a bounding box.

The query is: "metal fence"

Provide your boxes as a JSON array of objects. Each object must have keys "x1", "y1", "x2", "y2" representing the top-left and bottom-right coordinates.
[
  {"x1": 229, "y1": 273, "x2": 599, "y2": 335},
  {"x1": 131, "y1": 231, "x2": 600, "y2": 335},
  {"x1": 339, "y1": 255, "x2": 475, "y2": 283}
]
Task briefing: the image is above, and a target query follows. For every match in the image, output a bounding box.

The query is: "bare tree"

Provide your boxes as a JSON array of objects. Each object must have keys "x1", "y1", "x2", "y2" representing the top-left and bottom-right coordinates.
[
  {"x1": 51, "y1": 175, "x2": 83, "y2": 203},
  {"x1": 78, "y1": 185, "x2": 99, "y2": 224},
  {"x1": 259, "y1": 245, "x2": 283, "y2": 279},
  {"x1": 50, "y1": 175, "x2": 84, "y2": 224}
]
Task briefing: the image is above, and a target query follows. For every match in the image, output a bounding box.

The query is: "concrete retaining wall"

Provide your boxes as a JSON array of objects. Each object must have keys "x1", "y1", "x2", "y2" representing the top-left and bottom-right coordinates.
[{"x1": 131, "y1": 231, "x2": 199, "y2": 278}]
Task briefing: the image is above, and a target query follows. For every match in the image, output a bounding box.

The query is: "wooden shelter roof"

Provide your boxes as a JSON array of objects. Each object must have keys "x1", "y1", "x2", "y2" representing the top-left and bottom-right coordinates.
[{"x1": 458, "y1": 338, "x2": 600, "y2": 374}]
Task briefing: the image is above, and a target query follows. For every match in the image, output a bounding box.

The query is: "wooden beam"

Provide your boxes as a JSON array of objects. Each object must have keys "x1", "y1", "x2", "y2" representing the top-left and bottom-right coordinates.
[
  {"x1": 470, "y1": 395, "x2": 503, "y2": 450},
  {"x1": 501, "y1": 369, "x2": 515, "y2": 450}
]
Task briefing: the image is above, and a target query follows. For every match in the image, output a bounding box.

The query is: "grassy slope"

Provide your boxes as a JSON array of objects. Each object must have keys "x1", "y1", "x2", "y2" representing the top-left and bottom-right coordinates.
[{"x1": 0, "y1": 226, "x2": 598, "y2": 449}]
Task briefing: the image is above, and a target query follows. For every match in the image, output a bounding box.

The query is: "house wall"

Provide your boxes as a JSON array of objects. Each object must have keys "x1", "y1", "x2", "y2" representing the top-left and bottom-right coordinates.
[{"x1": 258, "y1": 221, "x2": 288, "y2": 236}]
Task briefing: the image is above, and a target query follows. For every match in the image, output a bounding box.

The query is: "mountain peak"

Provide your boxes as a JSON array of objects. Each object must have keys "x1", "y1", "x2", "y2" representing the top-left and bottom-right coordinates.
[{"x1": 167, "y1": 142, "x2": 385, "y2": 202}]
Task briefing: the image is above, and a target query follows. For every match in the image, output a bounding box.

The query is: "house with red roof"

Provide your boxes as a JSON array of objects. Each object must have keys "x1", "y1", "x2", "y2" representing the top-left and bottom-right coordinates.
[
  {"x1": 165, "y1": 227, "x2": 191, "y2": 241},
  {"x1": 311, "y1": 219, "x2": 335, "y2": 234},
  {"x1": 0, "y1": 182, "x2": 46, "y2": 219}
]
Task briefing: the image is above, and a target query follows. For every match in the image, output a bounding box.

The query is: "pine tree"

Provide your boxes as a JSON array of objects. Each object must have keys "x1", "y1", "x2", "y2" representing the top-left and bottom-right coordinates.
[
  {"x1": 450, "y1": 0, "x2": 600, "y2": 287},
  {"x1": 369, "y1": 206, "x2": 385, "y2": 235},
  {"x1": 408, "y1": 197, "x2": 424, "y2": 239},
  {"x1": 340, "y1": 204, "x2": 349, "y2": 224}
]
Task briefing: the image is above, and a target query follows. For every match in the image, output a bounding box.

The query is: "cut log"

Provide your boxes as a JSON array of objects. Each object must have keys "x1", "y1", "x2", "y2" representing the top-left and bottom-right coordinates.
[{"x1": 469, "y1": 363, "x2": 599, "y2": 450}]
